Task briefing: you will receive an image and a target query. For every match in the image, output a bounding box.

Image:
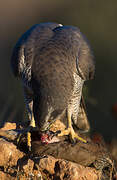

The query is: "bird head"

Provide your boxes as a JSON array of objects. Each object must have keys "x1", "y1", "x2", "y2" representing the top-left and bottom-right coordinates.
[{"x1": 33, "y1": 94, "x2": 63, "y2": 132}]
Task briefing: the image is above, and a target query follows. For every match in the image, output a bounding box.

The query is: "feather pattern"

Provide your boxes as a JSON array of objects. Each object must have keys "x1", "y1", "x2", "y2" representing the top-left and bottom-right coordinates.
[{"x1": 11, "y1": 22, "x2": 95, "y2": 132}]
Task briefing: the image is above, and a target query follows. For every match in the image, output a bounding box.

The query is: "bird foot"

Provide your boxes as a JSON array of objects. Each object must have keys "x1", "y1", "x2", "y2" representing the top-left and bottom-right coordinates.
[
  {"x1": 58, "y1": 127, "x2": 87, "y2": 143},
  {"x1": 17, "y1": 126, "x2": 37, "y2": 151},
  {"x1": 17, "y1": 129, "x2": 61, "y2": 151}
]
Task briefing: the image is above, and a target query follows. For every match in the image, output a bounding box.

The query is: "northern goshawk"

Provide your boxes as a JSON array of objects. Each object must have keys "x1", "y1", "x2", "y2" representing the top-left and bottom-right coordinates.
[{"x1": 11, "y1": 22, "x2": 95, "y2": 150}]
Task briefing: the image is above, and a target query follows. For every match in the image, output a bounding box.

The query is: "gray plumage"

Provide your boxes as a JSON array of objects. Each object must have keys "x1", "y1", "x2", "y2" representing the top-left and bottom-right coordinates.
[{"x1": 11, "y1": 22, "x2": 95, "y2": 133}]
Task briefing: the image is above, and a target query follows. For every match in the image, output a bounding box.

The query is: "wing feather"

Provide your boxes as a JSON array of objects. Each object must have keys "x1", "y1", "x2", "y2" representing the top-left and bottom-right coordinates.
[{"x1": 11, "y1": 23, "x2": 63, "y2": 78}]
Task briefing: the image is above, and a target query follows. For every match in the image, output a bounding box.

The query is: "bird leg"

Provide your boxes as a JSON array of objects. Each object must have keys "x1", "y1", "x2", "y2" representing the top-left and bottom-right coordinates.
[
  {"x1": 17, "y1": 112, "x2": 36, "y2": 151},
  {"x1": 24, "y1": 87, "x2": 37, "y2": 151},
  {"x1": 27, "y1": 115, "x2": 36, "y2": 151},
  {"x1": 17, "y1": 86, "x2": 36, "y2": 151},
  {"x1": 58, "y1": 111, "x2": 87, "y2": 143}
]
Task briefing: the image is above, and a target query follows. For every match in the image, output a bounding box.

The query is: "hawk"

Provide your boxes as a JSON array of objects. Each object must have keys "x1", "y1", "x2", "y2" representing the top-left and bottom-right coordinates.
[{"x1": 11, "y1": 22, "x2": 95, "y2": 150}]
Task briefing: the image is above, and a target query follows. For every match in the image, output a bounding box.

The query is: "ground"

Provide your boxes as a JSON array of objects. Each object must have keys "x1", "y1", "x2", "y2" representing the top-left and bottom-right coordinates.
[{"x1": 0, "y1": 121, "x2": 116, "y2": 180}]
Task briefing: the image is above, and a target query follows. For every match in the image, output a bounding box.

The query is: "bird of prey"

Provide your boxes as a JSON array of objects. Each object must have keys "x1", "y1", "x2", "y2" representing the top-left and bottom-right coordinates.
[{"x1": 11, "y1": 22, "x2": 95, "y2": 150}]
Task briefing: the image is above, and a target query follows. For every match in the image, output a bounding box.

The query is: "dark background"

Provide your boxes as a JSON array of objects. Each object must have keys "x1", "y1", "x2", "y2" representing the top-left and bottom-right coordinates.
[{"x1": 0, "y1": 0, "x2": 117, "y2": 141}]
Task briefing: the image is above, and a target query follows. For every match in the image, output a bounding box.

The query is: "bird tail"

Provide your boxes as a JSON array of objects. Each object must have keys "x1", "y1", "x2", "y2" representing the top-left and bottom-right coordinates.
[{"x1": 77, "y1": 95, "x2": 90, "y2": 133}]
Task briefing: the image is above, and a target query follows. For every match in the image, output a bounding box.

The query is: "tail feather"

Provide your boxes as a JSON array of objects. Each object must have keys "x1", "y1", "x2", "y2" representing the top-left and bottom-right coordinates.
[{"x1": 77, "y1": 95, "x2": 90, "y2": 132}]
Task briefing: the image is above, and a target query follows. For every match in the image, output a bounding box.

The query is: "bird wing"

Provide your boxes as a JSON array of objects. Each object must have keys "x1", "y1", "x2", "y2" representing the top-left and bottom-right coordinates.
[
  {"x1": 11, "y1": 23, "x2": 63, "y2": 82},
  {"x1": 76, "y1": 34, "x2": 95, "y2": 81},
  {"x1": 11, "y1": 24, "x2": 37, "y2": 77}
]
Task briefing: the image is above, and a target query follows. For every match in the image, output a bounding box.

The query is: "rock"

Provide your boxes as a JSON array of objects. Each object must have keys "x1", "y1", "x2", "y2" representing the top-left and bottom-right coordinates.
[
  {"x1": 0, "y1": 122, "x2": 116, "y2": 179},
  {"x1": 1, "y1": 122, "x2": 16, "y2": 130},
  {"x1": 17, "y1": 158, "x2": 35, "y2": 178},
  {"x1": 0, "y1": 171, "x2": 15, "y2": 180},
  {"x1": 31, "y1": 133, "x2": 112, "y2": 168},
  {"x1": 34, "y1": 155, "x2": 100, "y2": 180},
  {"x1": 0, "y1": 138, "x2": 24, "y2": 167}
]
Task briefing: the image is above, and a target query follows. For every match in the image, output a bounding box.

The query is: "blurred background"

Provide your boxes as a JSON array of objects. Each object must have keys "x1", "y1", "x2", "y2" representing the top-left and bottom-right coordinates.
[{"x1": 0, "y1": 0, "x2": 117, "y2": 142}]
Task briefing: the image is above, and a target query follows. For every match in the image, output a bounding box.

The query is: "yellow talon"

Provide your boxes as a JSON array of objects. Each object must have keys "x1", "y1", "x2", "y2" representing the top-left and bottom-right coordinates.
[
  {"x1": 17, "y1": 133, "x2": 22, "y2": 144},
  {"x1": 27, "y1": 131, "x2": 31, "y2": 151},
  {"x1": 58, "y1": 111, "x2": 87, "y2": 143},
  {"x1": 27, "y1": 116, "x2": 36, "y2": 151},
  {"x1": 17, "y1": 116, "x2": 36, "y2": 151},
  {"x1": 58, "y1": 127, "x2": 87, "y2": 143}
]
